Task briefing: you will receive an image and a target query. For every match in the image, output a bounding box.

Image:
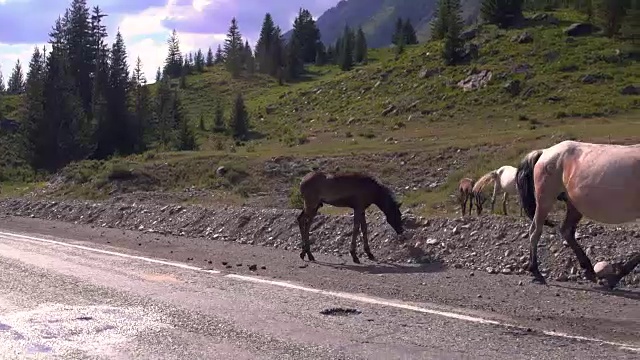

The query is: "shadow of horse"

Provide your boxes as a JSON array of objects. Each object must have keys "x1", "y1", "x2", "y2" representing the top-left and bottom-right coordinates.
[
  {"x1": 550, "y1": 283, "x2": 640, "y2": 301},
  {"x1": 314, "y1": 258, "x2": 446, "y2": 275}
]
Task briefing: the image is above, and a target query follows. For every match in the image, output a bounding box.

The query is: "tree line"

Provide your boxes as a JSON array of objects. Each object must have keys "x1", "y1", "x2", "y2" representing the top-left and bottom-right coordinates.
[{"x1": 432, "y1": 0, "x2": 640, "y2": 65}]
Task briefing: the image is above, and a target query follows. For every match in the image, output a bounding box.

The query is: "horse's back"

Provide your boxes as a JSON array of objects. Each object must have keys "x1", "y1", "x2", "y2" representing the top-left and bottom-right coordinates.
[{"x1": 555, "y1": 141, "x2": 640, "y2": 223}]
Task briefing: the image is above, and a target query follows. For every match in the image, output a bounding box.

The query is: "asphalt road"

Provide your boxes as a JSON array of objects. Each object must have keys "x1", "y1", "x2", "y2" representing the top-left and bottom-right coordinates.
[{"x1": 0, "y1": 217, "x2": 638, "y2": 359}]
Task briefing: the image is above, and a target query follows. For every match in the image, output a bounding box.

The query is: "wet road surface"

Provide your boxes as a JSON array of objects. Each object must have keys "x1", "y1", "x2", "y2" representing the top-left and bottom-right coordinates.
[{"x1": 0, "y1": 217, "x2": 638, "y2": 359}]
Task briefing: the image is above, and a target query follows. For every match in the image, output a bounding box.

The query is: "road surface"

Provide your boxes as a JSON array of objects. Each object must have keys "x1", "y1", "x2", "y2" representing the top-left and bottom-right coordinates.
[{"x1": 0, "y1": 216, "x2": 638, "y2": 359}]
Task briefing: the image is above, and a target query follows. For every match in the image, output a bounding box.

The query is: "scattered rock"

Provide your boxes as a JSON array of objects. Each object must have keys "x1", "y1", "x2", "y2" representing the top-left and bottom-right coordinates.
[
  {"x1": 564, "y1": 23, "x2": 599, "y2": 37},
  {"x1": 320, "y1": 307, "x2": 361, "y2": 316},
  {"x1": 418, "y1": 68, "x2": 441, "y2": 79},
  {"x1": 216, "y1": 166, "x2": 227, "y2": 177},
  {"x1": 511, "y1": 32, "x2": 533, "y2": 43},
  {"x1": 486, "y1": 267, "x2": 497, "y2": 274},
  {"x1": 248, "y1": 264, "x2": 258, "y2": 271},
  {"x1": 503, "y1": 80, "x2": 521, "y2": 96},
  {"x1": 457, "y1": 70, "x2": 492, "y2": 91},
  {"x1": 530, "y1": 13, "x2": 559, "y2": 25},
  {"x1": 460, "y1": 28, "x2": 478, "y2": 41},
  {"x1": 382, "y1": 104, "x2": 397, "y2": 116},
  {"x1": 620, "y1": 85, "x2": 639, "y2": 95}
]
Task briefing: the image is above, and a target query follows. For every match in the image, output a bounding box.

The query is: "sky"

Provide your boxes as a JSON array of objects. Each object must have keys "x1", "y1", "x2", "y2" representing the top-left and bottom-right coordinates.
[{"x1": 0, "y1": 0, "x2": 336, "y2": 86}]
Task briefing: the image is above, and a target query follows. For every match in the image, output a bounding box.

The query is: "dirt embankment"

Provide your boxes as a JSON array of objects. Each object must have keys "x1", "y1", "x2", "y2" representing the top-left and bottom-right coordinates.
[{"x1": 0, "y1": 197, "x2": 638, "y2": 288}]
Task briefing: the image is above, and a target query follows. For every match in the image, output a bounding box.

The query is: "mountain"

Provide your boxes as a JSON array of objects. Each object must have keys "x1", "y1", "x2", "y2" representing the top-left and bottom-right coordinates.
[{"x1": 285, "y1": 0, "x2": 482, "y2": 49}]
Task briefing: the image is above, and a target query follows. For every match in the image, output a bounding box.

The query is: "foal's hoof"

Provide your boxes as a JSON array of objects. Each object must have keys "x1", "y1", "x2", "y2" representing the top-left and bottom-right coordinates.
[
  {"x1": 300, "y1": 251, "x2": 306, "y2": 260},
  {"x1": 366, "y1": 253, "x2": 376, "y2": 261},
  {"x1": 308, "y1": 253, "x2": 316, "y2": 262}
]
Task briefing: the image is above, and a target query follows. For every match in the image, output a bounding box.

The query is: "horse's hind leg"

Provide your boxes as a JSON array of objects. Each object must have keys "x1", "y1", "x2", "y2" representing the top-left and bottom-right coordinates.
[
  {"x1": 502, "y1": 192, "x2": 508, "y2": 216},
  {"x1": 560, "y1": 201, "x2": 596, "y2": 282},
  {"x1": 468, "y1": 193, "x2": 474, "y2": 216},
  {"x1": 350, "y1": 210, "x2": 363, "y2": 263},
  {"x1": 604, "y1": 253, "x2": 640, "y2": 289},
  {"x1": 528, "y1": 202, "x2": 553, "y2": 284},
  {"x1": 360, "y1": 214, "x2": 375, "y2": 261},
  {"x1": 459, "y1": 191, "x2": 467, "y2": 216}
]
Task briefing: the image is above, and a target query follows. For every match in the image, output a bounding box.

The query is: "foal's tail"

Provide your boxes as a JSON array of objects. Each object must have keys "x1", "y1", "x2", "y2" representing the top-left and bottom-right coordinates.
[
  {"x1": 516, "y1": 150, "x2": 555, "y2": 228},
  {"x1": 472, "y1": 171, "x2": 497, "y2": 193}
]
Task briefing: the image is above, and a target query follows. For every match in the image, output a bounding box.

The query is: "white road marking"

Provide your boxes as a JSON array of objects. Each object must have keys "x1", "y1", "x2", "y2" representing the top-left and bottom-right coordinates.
[{"x1": 0, "y1": 230, "x2": 638, "y2": 353}]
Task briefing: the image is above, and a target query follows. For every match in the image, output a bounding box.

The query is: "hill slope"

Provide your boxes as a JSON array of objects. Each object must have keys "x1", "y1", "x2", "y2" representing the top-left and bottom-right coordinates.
[
  {"x1": 3, "y1": 10, "x2": 640, "y2": 217},
  {"x1": 286, "y1": 0, "x2": 482, "y2": 48}
]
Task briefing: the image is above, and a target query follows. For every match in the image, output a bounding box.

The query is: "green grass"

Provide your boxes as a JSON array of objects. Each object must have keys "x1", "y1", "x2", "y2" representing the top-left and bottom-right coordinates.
[{"x1": 2, "y1": 10, "x2": 640, "y2": 217}]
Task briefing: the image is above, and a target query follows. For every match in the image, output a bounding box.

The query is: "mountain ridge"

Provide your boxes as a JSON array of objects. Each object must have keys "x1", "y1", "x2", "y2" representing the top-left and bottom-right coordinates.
[{"x1": 285, "y1": 0, "x2": 482, "y2": 48}]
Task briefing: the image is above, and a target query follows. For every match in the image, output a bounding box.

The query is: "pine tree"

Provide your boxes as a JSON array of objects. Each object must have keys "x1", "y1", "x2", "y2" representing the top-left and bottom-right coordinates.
[
  {"x1": 481, "y1": 0, "x2": 524, "y2": 28},
  {"x1": 255, "y1": 13, "x2": 278, "y2": 75},
  {"x1": 243, "y1": 40, "x2": 255, "y2": 73},
  {"x1": 67, "y1": 0, "x2": 94, "y2": 116},
  {"x1": 23, "y1": 46, "x2": 47, "y2": 168},
  {"x1": 442, "y1": 0, "x2": 464, "y2": 65},
  {"x1": 131, "y1": 57, "x2": 152, "y2": 153},
  {"x1": 214, "y1": 45, "x2": 224, "y2": 64},
  {"x1": 354, "y1": 27, "x2": 368, "y2": 63},
  {"x1": 285, "y1": 36, "x2": 304, "y2": 79},
  {"x1": 224, "y1": 18, "x2": 244, "y2": 78},
  {"x1": 0, "y1": 67, "x2": 5, "y2": 93},
  {"x1": 206, "y1": 46, "x2": 214, "y2": 66},
  {"x1": 431, "y1": 1, "x2": 448, "y2": 40},
  {"x1": 315, "y1": 41, "x2": 327, "y2": 65},
  {"x1": 403, "y1": 19, "x2": 419, "y2": 45},
  {"x1": 106, "y1": 30, "x2": 132, "y2": 155},
  {"x1": 198, "y1": 114, "x2": 205, "y2": 131},
  {"x1": 155, "y1": 76, "x2": 173, "y2": 147},
  {"x1": 622, "y1": 0, "x2": 640, "y2": 43},
  {"x1": 392, "y1": 17, "x2": 404, "y2": 45},
  {"x1": 230, "y1": 93, "x2": 249, "y2": 139},
  {"x1": 339, "y1": 26, "x2": 355, "y2": 71},
  {"x1": 594, "y1": 0, "x2": 627, "y2": 37},
  {"x1": 213, "y1": 101, "x2": 225, "y2": 132},
  {"x1": 155, "y1": 67, "x2": 162, "y2": 82},
  {"x1": 7, "y1": 59, "x2": 25, "y2": 94},
  {"x1": 164, "y1": 29, "x2": 183, "y2": 78},
  {"x1": 194, "y1": 49, "x2": 205, "y2": 72},
  {"x1": 171, "y1": 93, "x2": 196, "y2": 150},
  {"x1": 291, "y1": 8, "x2": 321, "y2": 63}
]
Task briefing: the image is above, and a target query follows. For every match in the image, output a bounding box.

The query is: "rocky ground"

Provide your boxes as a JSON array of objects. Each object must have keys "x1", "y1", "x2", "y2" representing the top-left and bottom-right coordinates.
[{"x1": 0, "y1": 196, "x2": 638, "y2": 288}]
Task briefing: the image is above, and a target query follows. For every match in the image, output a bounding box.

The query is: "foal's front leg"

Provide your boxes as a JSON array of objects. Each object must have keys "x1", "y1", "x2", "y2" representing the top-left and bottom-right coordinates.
[
  {"x1": 502, "y1": 192, "x2": 508, "y2": 216},
  {"x1": 350, "y1": 210, "x2": 363, "y2": 263}
]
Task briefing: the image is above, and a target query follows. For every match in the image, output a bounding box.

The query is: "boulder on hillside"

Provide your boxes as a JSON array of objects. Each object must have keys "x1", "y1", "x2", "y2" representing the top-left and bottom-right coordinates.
[
  {"x1": 530, "y1": 13, "x2": 559, "y2": 25},
  {"x1": 457, "y1": 70, "x2": 493, "y2": 92},
  {"x1": 620, "y1": 85, "x2": 639, "y2": 95},
  {"x1": 460, "y1": 28, "x2": 478, "y2": 41},
  {"x1": 503, "y1": 80, "x2": 521, "y2": 96},
  {"x1": 564, "y1": 23, "x2": 599, "y2": 37},
  {"x1": 418, "y1": 67, "x2": 441, "y2": 79}
]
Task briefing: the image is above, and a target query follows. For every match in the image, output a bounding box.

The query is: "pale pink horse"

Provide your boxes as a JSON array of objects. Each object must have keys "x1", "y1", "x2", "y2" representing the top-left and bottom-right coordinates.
[
  {"x1": 472, "y1": 165, "x2": 521, "y2": 216},
  {"x1": 516, "y1": 140, "x2": 640, "y2": 288}
]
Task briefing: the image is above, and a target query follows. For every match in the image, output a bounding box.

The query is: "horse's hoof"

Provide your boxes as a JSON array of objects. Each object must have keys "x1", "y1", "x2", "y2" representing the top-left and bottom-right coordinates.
[
  {"x1": 531, "y1": 276, "x2": 547, "y2": 285},
  {"x1": 366, "y1": 253, "x2": 376, "y2": 261},
  {"x1": 308, "y1": 253, "x2": 316, "y2": 262},
  {"x1": 351, "y1": 255, "x2": 361, "y2": 264},
  {"x1": 300, "y1": 251, "x2": 306, "y2": 260}
]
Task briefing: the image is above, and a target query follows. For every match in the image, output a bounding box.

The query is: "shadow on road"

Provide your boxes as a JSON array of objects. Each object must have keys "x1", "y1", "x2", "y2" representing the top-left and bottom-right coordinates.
[
  {"x1": 314, "y1": 260, "x2": 446, "y2": 275},
  {"x1": 550, "y1": 283, "x2": 640, "y2": 301}
]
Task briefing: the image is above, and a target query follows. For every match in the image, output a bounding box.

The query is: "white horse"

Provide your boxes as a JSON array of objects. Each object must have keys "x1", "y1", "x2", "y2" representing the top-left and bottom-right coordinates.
[
  {"x1": 472, "y1": 165, "x2": 521, "y2": 216},
  {"x1": 516, "y1": 140, "x2": 640, "y2": 288}
]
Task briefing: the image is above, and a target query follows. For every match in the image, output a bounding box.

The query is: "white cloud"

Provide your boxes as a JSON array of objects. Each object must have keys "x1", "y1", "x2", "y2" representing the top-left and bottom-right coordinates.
[{"x1": 117, "y1": 3, "x2": 227, "y2": 83}]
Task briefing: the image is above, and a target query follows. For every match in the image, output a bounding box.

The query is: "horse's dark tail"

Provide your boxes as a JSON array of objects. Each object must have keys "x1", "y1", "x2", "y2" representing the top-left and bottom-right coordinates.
[{"x1": 516, "y1": 150, "x2": 555, "y2": 228}]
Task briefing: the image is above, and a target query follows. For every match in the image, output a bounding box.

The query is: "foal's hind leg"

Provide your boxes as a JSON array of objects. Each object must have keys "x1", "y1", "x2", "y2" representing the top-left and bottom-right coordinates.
[
  {"x1": 560, "y1": 201, "x2": 597, "y2": 282},
  {"x1": 350, "y1": 210, "x2": 363, "y2": 263},
  {"x1": 297, "y1": 204, "x2": 318, "y2": 261},
  {"x1": 360, "y1": 214, "x2": 375, "y2": 261},
  {"x1": 468, "y1": 193, "x2": 474, "y2": 216}
]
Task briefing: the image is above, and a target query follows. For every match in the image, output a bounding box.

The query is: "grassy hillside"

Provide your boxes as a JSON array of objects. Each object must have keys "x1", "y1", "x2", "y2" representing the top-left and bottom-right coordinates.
[{"x1": 2, "y1": 10, "x2": 639, "y2": 216}]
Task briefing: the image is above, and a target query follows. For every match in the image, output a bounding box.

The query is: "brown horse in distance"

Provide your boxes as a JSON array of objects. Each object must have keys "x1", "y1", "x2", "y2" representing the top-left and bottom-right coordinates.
[
  {"x1": 297, "y1": 171, "x2": 404, "y2": 264},
  {"x1": 458, "y1": 178, "x2": 475, "y2": 216}
]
